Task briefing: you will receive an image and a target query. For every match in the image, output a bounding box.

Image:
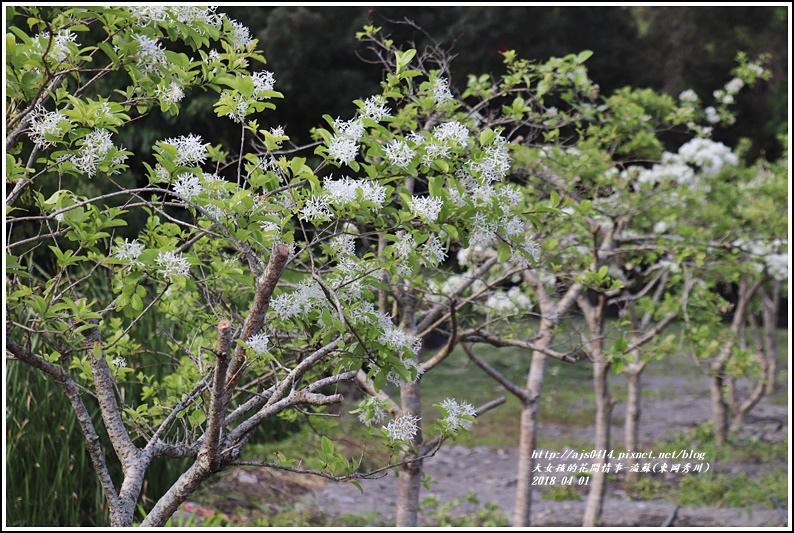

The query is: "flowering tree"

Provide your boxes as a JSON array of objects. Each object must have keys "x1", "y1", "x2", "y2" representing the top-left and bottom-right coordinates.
[
  {"x1": 675, "y1": 137, "x2": 788, "y2": 445},
  {"x1": 460, "y1": 54, "x2": 774, "y2": 526},
  {"x1": 4, "y1": 7, "x2": 596, "y2": 527}
]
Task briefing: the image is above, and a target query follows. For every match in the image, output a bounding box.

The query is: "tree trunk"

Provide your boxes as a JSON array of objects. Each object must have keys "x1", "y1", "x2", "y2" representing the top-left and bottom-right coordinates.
[
  {"x1": 709, "y1": 277, "x2": 760, "y2": 446},
  {"x1": 396, "y1": 380, "x2": 423, "y2": 527},
  {"x1": 710, "y1": 368, "x2": 729, "y2": 445},
  {"x1": 584, "y1": 358, "x2": 612, "y2": 526},
  {"x1": 512, "y1": 311, "x2": 556, "y2": 527},
  {"x1": 581, "y1": 295, "x2": 610, "y2": 528},
  {"x1": 761, "y1": 282, "x2": 779, "y2": 395},
  {"x1": 623, "y1": 365, "x2": 642, "y2": 490}
]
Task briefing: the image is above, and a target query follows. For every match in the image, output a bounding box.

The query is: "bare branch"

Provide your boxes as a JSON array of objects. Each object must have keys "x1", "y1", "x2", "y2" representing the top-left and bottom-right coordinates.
[
  {"x1": 226, "y1": 243, "x2": 290, "y2": 395},
  {"x1": 420, "y1": 299, "x2": 457, "y2": 373},
  {"x1": 460, "y1": 328, "x2": 579, "y2": 364},
  {"x1": 6, "y1": 338, "x2": 119, "y2": 505},
  {"x1": 462, "y1": 343, "x2": 530, "y2": 402},
  {"x1": 201, "y1": 320, "x2": 233, "y2": 471}
]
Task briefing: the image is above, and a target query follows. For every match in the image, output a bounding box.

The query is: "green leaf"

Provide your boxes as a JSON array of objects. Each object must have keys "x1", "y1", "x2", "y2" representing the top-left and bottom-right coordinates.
[
  {"x1": 576, "y1": 50, "x2": 594, "y2": 63},
  {"x1": 497, "y1": 242, "x2": 511, "y2": 262},
  {"x1": 321, "y1": 435, "x2": 334, "y2": 459},
  {"x1": 614, "y1": 336, "x2": 628, "y2": 352}
]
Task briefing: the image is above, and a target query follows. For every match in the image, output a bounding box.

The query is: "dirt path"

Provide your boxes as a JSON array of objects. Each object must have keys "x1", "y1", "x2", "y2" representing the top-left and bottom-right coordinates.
[{"x1": 289, "y1": 369, "x2": 789, "y2": 527}]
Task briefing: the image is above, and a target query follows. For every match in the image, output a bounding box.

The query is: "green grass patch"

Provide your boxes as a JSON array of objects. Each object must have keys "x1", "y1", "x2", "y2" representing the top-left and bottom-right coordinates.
[
  {"x1": 672, "y1": 470, "x2": 788, "y2": 509},
  {"x1": 542, "y1": 484, "x2": 583, "y2": 501},
  {"x1": 657, "y1": 422, "x2": 788, "y2": 464}
]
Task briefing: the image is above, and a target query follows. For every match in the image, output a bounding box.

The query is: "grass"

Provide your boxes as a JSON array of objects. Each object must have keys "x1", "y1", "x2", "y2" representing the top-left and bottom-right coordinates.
[{"x1": 627, "y1": 422, "x2": 789, "y2": 509}]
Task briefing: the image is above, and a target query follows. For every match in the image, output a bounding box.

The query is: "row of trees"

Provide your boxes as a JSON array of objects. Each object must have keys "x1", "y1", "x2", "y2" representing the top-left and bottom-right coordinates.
[{"x1": 5, "y1": 6, "x2": 787, "y2": 527}]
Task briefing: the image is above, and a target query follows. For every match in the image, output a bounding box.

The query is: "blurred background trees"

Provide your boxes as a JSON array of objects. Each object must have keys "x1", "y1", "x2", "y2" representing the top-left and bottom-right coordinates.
[{"x1": 222, "y1": 5, "x2": 787, "y2": 156}]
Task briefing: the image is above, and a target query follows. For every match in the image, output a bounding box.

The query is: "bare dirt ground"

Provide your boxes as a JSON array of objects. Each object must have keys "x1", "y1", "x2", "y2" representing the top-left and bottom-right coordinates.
[{"x1": 198, "y1": 366, "x2": 789, "y2": 527}]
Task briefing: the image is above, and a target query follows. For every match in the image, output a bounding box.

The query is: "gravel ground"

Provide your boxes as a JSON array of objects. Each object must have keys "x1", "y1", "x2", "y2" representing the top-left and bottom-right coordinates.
[{"x1": 291, "y1": 368, "x2": 789, "y2": 527}]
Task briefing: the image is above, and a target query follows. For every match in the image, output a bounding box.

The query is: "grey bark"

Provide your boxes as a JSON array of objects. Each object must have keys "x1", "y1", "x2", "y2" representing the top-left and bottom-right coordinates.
[
  {"x1": 579, "y1": 294, "x2": 611, "y2": 528},
  {"x1": 396, "y1": 381, "x2": 423, "y2": 527}
]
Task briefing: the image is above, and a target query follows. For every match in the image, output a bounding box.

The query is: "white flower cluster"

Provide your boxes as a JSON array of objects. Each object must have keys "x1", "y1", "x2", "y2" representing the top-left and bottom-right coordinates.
[
  {"x1": 420, "y1": 140, "x2": 451, "y2": 167},
  {"x1": 223, "y1": 93, "x2": 250, "y2": 123},
  {"x1": 430, "y1": 77, "x2": 453, "y2": 106},
  {"x1": 393, "y1": 234, "x2": 416, "y2": 260},
  {"x1": 246, "y1": 332, "x2": 270, "y2": 354},
  {"x1": 298, "y1": 197, "x2": 333, "y2": 222},
  {"x1": 386, "y1": 358, "x2": 424, "y2": 387},
  {"x1": 747, "y1": 63, "x2": 765, "y2": 76},
  {"x1": 429, "y1": 274, "x2": 468, "y2": 303},
  {"x1": 632, "y1": 138, "x2": 738, "y2": 199},
  {"x1": 409, "y1": 196, "x2": 444, "y2": 222},
  {"x1": 678, "y1": 89, "x2": 699, "y2": 104},
  {"x1": 501, "y1": 215, "x2": 525, "y2": 237},
  {"x1": 438, "y1": 398, "x2": 476, "y2": 432},
  {"x1": 199, "y1": 173, "x2": 228, "y2": 199},
  {"x1": 171, "y1": 6, "x2": 221, "y2": 33},
  {"x1": 484, "y1": 286, "x2": 532, "y2": 315},
  {"x1": 163, "y1": 134, "x2": 208, "y2": 167},
  {"x1": 323, "y1": 175, "x2": 386, "y2": 207},
  {"x1": 677, "y1": 138, "x2": 738, "y2": 178},
  {"x1": 732, "y1": 238, "x2": 788, "y2": 281},
  {"x1": 28, "y1": 106, "x2": 70, "y2": 148},
  {"x1": 455, "y1": 169, "x2": 496, "y2": 206},
  {"x1": 156, "y1": 82, "x2": 185, "y2": 106},
  {"x1": 467, "y1": 137, "x2": 511, "y2": 184},
  {"x1": 39, "y1": 30, "x2": 78, "y2": 63},
  {"x1": 270, "y1": 280, "x2": 328, "y2": 321},
  {"x1": 73, "y1": 128, "x2": 126, "y2": 177},
  {"x1": 421, "y1": 235, "x2": 448, "y2": 267},
  {"x1": 327, "y1": 118, "x2": 365, "y2": 166},
  {"x1": 251, "y1": 70, "x2": 276, "y2": 98},
  {"x1": 173, "y1": 172, "x2": 203, "y2": 200},
  {"x1": 127, "y1": 6, "x2": 169, "y2": 25},
  {"x1": 704, "y1": 106, "x2": 720, "y2": 124},
  {"x1": 228, "y1": 19, "x2": 254, "y2": 49},
  {"x1": 132, "y1": 34, "x2": 167, "y2": 74},
  {"x1": 383, "y1": 139, "x2": 416, "y2": 168},
  {"x1": 765, "y1": 254, "x2": 788, "y2": 281},
  {"x1": 724, "y1": 77, "x2": 745, "y2": 95},
  {"x1": 376, "y1": 312, "x2": 421, "y2": 356},
  {"x1": 111, "y1": 356, "x2": 128, "y2": 368},
  {"x1": 360, "y1": 95, "x2": 392, "y2": 122},
  {"x1": 432, "y1": 121, "x2": 469, "y2": 147},
  {"x1": 392, "y1": 235, "x2": 417, "y2": 276},
  {"x1": 469, "y1": 212, "x2": 497, "y2": 249},
  {"x1": 113, "y1": 239, "x2": 145, "y2": 264},
  {"x1": 330, "y1": 233, "x2": 357, "y2": 257},
  {"x1": 509, "y1": 239, "x2": 542, "y2": 269},
  {"x1": 156, "y1": 250, "x2": 191, "y2": 281},
  {"x1": 383, "y1": 414, "x2": 421, "y2": 442},
  {"x1": 658, "y1": 259, "x2": 681, "y2": 274}
]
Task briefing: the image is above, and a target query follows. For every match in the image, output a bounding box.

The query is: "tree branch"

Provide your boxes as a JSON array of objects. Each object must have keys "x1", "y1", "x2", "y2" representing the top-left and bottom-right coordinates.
[
  {"x1": 225, "y1": 243, "x2": 290, "y2": 395},
  {"x1": 460, "y1": 328, "x2": 579, "y2": 363},
  {"x1": 463, "y1": 343, "x2": 530, "y2": 402},
  {"x1": 6, "y1": 338, "x2": 120, "y2": 507},
  {"x1": 201, "y1": 320, "x2": 232, "y2": 471}
]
